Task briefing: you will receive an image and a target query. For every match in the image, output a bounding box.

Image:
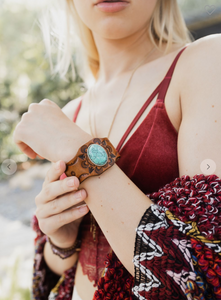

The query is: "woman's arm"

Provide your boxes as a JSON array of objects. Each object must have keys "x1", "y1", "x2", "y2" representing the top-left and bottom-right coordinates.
[
  {"x1": 43, "y1": 238, "x2": 79, "y2": 275},
  {"x1": 41, "y1": 96, "x2": 84, "y2": 276},
  {"x1": 59, "y1": 34, "x2": 221, "y2": 277},
  {"x1": 32, "y1": 98, "x2": 86, "y2": 300},
  {"x1": 32, "y1": 215, "x2": 78, "y2": 300}
]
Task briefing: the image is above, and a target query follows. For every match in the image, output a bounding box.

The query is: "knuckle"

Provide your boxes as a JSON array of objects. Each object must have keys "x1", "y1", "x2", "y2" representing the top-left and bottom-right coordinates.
[
  {"x1": 70, "y1": 208, "x2": 76, "y2": 217},
  {"x1": 41, "y1": 99, "x2": 51, "y2": 105},
  {"x1": 34, "y1": 208, "x2": 38, "y2": 218},
  {"x1": 35, "y1": 194, "x2": 40, "y2": 205},
  {"x1": 14, "y1": 127, "x2": 20, "y2": 138},
  {"x1": 50, "y1": 199, "x2": 58, "y2": 212},
  {"x1": 22, "y1": 111, "x2": 28, "y2": 117},
  {"x1": 58, "y1": 213, "x2": 65, "y2": 225},
  {"x1": 42, "y1": 181, "x2": 46, "y2": 189},
  {"x1": 66, "y1": 194, "x2": 73, "y2": 207},
  {"x1": 16, "y1": 126, "x2": 26, "y2": 141},
  {"x1": 21, "y1": 112, "x2": 29, "y2": 121},
  {"x1": 62, "y1": 180, "x2": 69, "y2": 193},
  {"x1": 12, "y1": 130, "x2": 16, "y2": 142},
  {"x1": 35, "y1": 207, "x2": 41, "y2": 218},
  {"x1": 52, "y1": 161, "x2": 58, "y2": 170},
  {"x1": 71, "y1": 208, "x2": 78, "y2": 220},
  {"x1": 38, "y1": 219, "x2": 47, "y2": 233},
  {"x1": 28, "y1": 103, "x2": 38, "y2": 110},
  {"x1": 45, "y1": 171, "x2": 51, "y2": 183},
  {"x1": 43, "y1": 185, "x2": 51, "y2": 198},
  {"x1": 12, "y1": 127, "x2": 18, "y2": 140}
]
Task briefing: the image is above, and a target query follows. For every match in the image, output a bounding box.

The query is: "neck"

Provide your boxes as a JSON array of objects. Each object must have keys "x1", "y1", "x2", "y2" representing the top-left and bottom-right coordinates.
[{"x1": 93, "y1": 27, "x2": 157, "y2": 85}]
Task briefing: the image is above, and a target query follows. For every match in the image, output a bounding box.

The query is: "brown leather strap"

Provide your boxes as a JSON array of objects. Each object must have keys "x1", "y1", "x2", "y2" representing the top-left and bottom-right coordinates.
[{"x1": 65, "y1": 138, "x2": 120, "y2": 183}]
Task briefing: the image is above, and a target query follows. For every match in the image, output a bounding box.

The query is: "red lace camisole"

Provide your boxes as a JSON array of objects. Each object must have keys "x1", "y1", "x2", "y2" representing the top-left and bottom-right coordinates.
[{"x1": 60, "y1": 46, "x2": 187, "y2": 286}]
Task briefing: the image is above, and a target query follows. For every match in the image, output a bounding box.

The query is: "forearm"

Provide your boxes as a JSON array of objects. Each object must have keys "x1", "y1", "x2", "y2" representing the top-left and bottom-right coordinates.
[
  {"x1": 43, "y1": 241, "x2": 79, "y2": 276},
  {"x1": 79, "y1": 164, "x2": 152, "y2": 276},
  {"x1": 58, "y1": 134, "x2": 152, "y2": 276},
  {"x1": 62, "y1": 132, "x2": 153, "y2": 276}
]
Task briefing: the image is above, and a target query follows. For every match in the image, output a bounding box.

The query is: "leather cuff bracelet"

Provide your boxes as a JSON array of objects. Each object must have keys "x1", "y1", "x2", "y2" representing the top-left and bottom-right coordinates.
[
  {"x1": 46, "y1": 236, "x2": 81, "y2": 259},
  {"x1": 64, "y1": 137, "x2": 121, "y2": 183}
]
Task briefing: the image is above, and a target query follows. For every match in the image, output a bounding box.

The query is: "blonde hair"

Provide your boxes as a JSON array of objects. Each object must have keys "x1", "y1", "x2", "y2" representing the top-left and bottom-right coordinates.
[{"x1": 40, "y1": 0, "x2": 193, "y2": 83}]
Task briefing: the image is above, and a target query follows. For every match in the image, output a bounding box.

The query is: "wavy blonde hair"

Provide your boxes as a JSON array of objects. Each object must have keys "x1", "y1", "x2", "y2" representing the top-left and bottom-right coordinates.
[{"x1": 40, "y1": 0, "x2": 193, "y2": 83}]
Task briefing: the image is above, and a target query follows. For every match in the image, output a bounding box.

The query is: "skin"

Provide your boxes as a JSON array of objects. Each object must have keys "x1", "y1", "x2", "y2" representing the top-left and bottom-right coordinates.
[{"x1": 13, "y1": 0, "x2": 221, "y2": 299}]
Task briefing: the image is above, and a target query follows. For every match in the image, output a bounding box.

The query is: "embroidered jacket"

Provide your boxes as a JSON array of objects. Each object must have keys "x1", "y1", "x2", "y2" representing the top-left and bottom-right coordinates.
[{"x1": 32, "y1": 174, "x2": 221, "y2": 300}]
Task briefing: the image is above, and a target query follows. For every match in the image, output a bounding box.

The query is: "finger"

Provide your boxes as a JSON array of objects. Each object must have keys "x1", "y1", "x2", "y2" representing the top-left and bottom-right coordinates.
[
  {"x1": 36, "y1": 189, "x2": 87, "y2": 219},
  {"x1": 15, "y1": 141, "x2": 37, "y2": 159},
  {"x1": 39, "y1": 99, "x2": 57, "y2": 107},
  {"x1": 37, "y1": 175, "x2": 80, "y2": 205},
  {"x1": 44, "y1": 160, "x2": 67, "y2": 185},
  {"x1": 39, "y1": 203, "x2": 89, "y2": 235}
]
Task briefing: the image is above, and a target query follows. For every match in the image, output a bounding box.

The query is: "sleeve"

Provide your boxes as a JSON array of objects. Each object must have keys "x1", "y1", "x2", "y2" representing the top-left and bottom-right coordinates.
[
  {"x1": 133, "y1": 174, "x2": 221, "y2": 300},
  {"x1": 93, "y1": 174, "x2": 221, "y2": 300},
  {"x1": 31, "y1": 215, "x2": 77, "y2": 300}
]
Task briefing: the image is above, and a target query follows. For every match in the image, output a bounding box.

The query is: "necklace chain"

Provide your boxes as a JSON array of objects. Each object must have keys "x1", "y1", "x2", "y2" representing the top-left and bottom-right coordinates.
[{"x1": 89, "y1": 46, "x2": 156, "y2": 139}]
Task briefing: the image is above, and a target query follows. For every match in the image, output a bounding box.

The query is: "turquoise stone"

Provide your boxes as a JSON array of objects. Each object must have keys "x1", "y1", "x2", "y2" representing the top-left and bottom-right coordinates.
[{"x1": 87, "y1": 144, "x2": 108, "y2": 166}]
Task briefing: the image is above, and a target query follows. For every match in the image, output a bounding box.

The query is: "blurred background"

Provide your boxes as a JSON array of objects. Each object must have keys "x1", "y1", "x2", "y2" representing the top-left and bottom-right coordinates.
[{"x1": 0, "y1": 0, "x2": 221, "y2": 299}]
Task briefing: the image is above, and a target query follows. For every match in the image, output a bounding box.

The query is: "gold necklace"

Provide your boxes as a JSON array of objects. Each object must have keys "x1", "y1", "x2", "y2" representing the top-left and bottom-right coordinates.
[
  {"x1": 88, "y1": 46, "x2": 156, "y2": 242},
  {"x1": 88, "y1": 46, "x2": 156, "y2": 139}
]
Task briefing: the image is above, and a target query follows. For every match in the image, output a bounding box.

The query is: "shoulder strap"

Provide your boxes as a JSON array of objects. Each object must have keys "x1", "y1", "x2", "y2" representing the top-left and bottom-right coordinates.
[
  {"x1": 73, "y1": 96, "x2": 83, "y2": 123},
  {"x1": 116, "y1": 83, "x2": 162, "y2": 152},
  {"x1": 157, "y1": 46, "x2": 187, "y2": 102}
]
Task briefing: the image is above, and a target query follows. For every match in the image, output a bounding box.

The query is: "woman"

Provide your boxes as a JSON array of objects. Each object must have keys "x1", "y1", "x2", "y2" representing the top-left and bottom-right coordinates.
[{"x1": 13, "y1": 0, "x2": 221, "y2": 299}]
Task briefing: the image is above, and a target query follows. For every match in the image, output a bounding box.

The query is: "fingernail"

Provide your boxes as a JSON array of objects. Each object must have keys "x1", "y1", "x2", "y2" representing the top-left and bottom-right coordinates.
[
  {"x1": 67, "y1": 178, "x2": 75, "y2": 187},
  {"x1": 81, "y1": 189, "x2": 87, "y2": 198},
  {"x1": 55, "y1": 161, "x2": 60, "y2": 170},
  {"x1": 74, "y1": 190, "x2": 82, "y2": 200},
  {"x1": 79, "y1": 204, "x2": 89, "y2": 213}
]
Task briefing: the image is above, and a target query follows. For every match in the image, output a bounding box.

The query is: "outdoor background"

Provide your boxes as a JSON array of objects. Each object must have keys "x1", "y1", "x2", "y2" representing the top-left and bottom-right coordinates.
[{"x1": 0, "y1": 0, "x2": 221, "y2": 299}]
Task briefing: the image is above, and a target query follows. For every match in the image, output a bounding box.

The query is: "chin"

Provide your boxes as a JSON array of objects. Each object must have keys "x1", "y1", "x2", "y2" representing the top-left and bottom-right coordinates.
[
  {"x1": 94, "y1": 19, "x2": 136, "y2": 40},
  {"x1": 74, "y1": 0, "x2": 157, "y2": 40}
]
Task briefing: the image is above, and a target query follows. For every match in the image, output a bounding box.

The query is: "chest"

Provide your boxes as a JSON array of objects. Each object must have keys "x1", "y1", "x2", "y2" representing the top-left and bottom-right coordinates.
[{"x1": 75, "y1": 77, "x2": 181, "y2": 152}]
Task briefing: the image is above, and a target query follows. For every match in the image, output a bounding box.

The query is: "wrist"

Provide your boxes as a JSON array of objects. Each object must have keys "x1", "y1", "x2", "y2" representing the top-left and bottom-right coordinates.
[
  {"x1": 46, "y1": 236, "x2": 81, "y2": 260},
  {"x1": 44, "y1": 242, "x2": 79, "y2": 276},
  {"x1": 64, "y1": 137, "x2": 121, "y2": 183},
  {"x1": 48, "y1": 236, "x2": 78, "y2": 249},
  {"x1": 58, "y1": 129, "x2": 92, "y2": 163}
]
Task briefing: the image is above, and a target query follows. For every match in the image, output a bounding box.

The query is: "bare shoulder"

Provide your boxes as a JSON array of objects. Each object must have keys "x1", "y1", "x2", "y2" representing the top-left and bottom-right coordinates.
[
  {"x1": 176, "y1": 34, "x2": 221, "y2": 178},
  {"x1": 179, "y1": 33, "x2": 221, "y2": 66},
  {"x1": 176, "y1": 34, "x2": 221, "y2": 112},
  {"x1": 61, "y1": 96, "x2": 82, "y2": 121}
]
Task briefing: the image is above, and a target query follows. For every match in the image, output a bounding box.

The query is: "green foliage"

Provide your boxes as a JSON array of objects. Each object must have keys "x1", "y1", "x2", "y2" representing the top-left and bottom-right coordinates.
[{"x1": 0, "y1": 4, "x2": 85, "y2": 181}]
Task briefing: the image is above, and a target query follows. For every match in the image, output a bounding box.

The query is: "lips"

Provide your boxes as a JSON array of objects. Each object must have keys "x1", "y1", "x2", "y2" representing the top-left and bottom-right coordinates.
[
  {"x1": 95, "y1": 0, "x2": 128, "y2": 4},
  {"x1": 94, "y1": 0, "x2": 129, "y2": 13}
]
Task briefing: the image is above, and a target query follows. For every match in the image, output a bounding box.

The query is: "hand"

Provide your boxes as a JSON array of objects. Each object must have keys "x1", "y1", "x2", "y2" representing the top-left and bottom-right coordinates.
[
  {"x1": 35, "y1": 160, "x2": 89, "y2": 248},
  {"x1": 13, "y1": 99, "x2": 91, "y2": 162}
]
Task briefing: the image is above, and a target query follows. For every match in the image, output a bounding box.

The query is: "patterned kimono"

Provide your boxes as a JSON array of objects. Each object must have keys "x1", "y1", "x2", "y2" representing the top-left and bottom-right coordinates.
[{"x1": 32, "y1": 173, "x2": 221, "y2": 300}]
